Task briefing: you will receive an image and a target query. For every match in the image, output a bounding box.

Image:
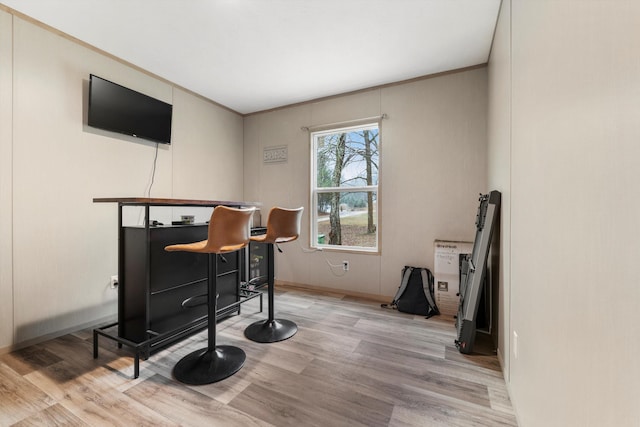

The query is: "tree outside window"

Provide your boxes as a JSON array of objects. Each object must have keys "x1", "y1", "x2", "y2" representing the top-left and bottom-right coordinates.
[{"x1": 311, "y1": 123, "x2": 379, "y2": 251}]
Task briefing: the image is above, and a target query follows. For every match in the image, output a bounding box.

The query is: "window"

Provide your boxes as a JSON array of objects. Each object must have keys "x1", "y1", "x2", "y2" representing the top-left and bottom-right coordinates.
[{"x1": 311, "y1": 123, "x2": 379, "y2": 252}]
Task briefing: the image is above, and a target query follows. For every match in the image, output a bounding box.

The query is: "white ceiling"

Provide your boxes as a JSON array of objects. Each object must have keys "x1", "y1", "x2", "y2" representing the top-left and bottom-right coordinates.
[{"x1": 1, "y1": 0, "x2": 501, "y2": 115}]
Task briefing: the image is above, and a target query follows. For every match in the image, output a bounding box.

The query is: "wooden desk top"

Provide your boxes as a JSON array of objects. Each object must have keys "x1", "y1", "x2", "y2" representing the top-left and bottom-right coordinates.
[{"x1": 93, "y1": 197, "x2": 261, "y2": 208}]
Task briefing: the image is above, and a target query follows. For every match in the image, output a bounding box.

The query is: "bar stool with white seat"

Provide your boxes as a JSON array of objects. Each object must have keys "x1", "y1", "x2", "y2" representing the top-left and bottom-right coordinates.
[
  {"x1": 244, "y1": 206, "x2": 303, "y2": 343},
  {"x1": 165, "y1": 205, "x2": 254, "y2": 385}
]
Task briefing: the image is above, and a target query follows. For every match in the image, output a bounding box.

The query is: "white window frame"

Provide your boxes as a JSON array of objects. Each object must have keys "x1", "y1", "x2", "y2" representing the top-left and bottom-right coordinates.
[{"x1": 310, "y1": 122, "x2": 380, "y2": 253}]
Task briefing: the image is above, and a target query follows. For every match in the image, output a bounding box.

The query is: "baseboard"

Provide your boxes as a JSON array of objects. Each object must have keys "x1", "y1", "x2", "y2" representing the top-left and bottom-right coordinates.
[
  {"x1": 275, "y1": 280, "x2": 391, "y2": 303},
  {"x1": 0, "y1": 314, "x2": 116, "y2": 355},
  {"x1": 497, "y1": 346, "x2": 507, "y2": 380}
]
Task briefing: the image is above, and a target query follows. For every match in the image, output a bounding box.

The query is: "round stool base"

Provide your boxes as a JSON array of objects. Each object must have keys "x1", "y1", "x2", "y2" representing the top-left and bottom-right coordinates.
[
  {"x1": 244, "y1": 319, "x2": 298, "y2": 343},
  {"x1": 173, "y1": 345, "x2": 245, "y2": 385}
]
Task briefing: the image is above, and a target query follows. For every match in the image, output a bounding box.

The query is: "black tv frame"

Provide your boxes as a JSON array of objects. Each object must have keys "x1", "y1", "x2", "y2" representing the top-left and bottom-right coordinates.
[{"x1": 88, "y1": 74, "x2": 173, "y2": 144}]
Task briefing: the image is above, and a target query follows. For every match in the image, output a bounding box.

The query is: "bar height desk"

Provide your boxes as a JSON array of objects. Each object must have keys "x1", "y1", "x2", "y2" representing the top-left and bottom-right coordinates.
[{"x1": 92, "y1": 197, "x2": 261, "y2": 378}]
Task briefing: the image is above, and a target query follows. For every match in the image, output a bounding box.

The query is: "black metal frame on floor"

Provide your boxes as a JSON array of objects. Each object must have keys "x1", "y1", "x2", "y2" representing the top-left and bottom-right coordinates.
[{"x1": 93, "y1": 288, "x2": 262, "y2": 379}]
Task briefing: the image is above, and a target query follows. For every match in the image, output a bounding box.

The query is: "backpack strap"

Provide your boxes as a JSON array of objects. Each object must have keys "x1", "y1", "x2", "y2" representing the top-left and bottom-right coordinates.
[
  {"x1": 420, "y1": 268, "x2": 440, "y2": 318},
  {"x1": 381, "y1": 266, "x2": 413, "y2": 309}
]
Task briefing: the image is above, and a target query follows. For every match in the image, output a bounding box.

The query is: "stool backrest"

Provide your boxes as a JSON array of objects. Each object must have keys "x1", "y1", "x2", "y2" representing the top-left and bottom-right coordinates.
[
  {"x1": 264, "y1": 207, "x2": 304, "y2": 244},
  {"x1": 206, "y1": 206, "x2": 255, "y2": 253}
]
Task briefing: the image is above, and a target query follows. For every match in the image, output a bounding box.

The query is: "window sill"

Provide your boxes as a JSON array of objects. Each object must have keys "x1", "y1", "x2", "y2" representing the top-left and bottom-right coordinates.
[{"x1": 311, "y1": 246, "x2": 380, "y2": 256}]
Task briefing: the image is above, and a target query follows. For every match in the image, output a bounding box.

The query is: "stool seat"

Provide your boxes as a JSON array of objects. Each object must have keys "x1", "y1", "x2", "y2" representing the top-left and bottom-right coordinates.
[
  {"x1": 244, "y1": 207, "x2": 303, "y2": 343},
  {"x1": 165, "y1": 205, "x2": 254, "y2": 254},
  {"x1": 165, "y1": 205, "x2": 254, "y2": 385}
]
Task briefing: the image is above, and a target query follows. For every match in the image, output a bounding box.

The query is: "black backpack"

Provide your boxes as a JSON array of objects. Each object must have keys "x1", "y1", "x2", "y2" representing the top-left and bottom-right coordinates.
[{"x1": 382, "y1": 266, "x2": 440, "y2": 318}]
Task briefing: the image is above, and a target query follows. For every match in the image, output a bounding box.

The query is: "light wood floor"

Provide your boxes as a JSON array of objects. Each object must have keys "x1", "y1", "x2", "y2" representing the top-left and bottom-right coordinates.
[{"x1": 0, "y1": 287, "x2": 517, "y2": 426}]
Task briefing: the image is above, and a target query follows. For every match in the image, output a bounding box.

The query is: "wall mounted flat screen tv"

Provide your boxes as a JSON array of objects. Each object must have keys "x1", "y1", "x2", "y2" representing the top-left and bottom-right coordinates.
[{"x1": 88, "y1": 74, "x2": 172, "y2": 144}]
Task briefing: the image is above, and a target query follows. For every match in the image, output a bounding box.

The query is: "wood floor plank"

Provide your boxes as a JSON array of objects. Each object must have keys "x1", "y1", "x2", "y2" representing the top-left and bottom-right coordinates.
[
  {"x1": 56, "y1": 382, "x2": 179, "y2": 426},
  {"x1": 232, "y1": 359, "x2": 395, "y2": 426},
  {"x1": 231, "y1": 334, "x2": 318, "y2": 374},
  {"x1": 183, "y1": 374, "x2": 253, "y2": 406},
  {"x1": 487, "y1": 385, "x2": 517, "y2": 416},
  {"x1": 353, "y1": 339, "x2": 507, "y2": 387},
  {"x1": 0, "y1": 345, "x2": 63, "y2": 376},
  {"x1": 11, "y1": 403, "x2": 87, "y2": 427},
  {"x1": 229, "y1": 382, "x2": 381, "y2": 427},
  {"x1": 1, "y1": 287, "x2": 516, "y2": 426},
  {"x1": 354, "y1": 316, "x2": 459, "y2": 348},
  {"x1": 292, "y1": 315, "x2": 447, "y2": 359},
  {"x1": 300, "y1": 352, "x2": 418, "y2": 406},
  {"x1": 22, "y1": 360, "x2": 95, "y2": 402},
  {"x1": 302, "y1": 346, "x2": 493, "y2": 410},
  {"x1": 270, "y1": 326, "x2": 361, "y2": 358},
  {"x1": 125, "y1": 374, "x2": 272, "y2": 427},
  {"x1": 444, "y1": 343, "x2": 502, "y2": 372},
  {"x1": 345, "y1": 341, "x2": 494, "y2": 408},
  {"x1": 389, "y1": 383, "x2": 518, "y2": 427},
  {"x1": 0, "y1": 363, "x2": 56, "y2": 425}
]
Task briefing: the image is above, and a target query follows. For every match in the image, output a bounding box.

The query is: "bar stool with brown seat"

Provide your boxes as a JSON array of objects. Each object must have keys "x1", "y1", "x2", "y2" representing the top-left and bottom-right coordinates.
[
  {"x1": 244, "y1": 206, "x2": 303, "y2": 343},
  {"x1": 165, "y1": 205, "x2": 254, "y2": 385}
]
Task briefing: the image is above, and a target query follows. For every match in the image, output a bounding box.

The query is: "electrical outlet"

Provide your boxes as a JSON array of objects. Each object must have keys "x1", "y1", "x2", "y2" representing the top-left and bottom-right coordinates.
[
  {"x1": 110, "y1": 275, "x2": 119, "y2": 289},
  {"x1": 342, "y1": 261, "x2": 349, "y2": 271},
  {"x1": 513, "y1": 330, "x2": 518, "y2": 359}
]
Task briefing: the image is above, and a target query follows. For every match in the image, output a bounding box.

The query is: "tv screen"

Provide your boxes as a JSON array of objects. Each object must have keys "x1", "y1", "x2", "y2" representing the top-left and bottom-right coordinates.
[{"x1": 88, "y1": 74, "x2": 172, "y2": 144}]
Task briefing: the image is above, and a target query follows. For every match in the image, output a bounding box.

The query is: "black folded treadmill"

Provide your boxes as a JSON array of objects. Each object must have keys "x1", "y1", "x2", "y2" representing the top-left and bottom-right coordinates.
[{"x1": 455, "y1": 190, "x2": 501, "y2": 354}]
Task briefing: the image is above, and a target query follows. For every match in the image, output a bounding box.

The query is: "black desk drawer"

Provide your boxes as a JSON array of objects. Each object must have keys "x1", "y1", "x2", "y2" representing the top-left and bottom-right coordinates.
[
  {"x1": 147, "y1": 225, "x2": 208, "y2": 292},
  {"x1": 122, "y1": 223, "x2": 242, "y2": 344},
  {"x1": 149, "y1": 281, "x2": 208, "y2": 335}
]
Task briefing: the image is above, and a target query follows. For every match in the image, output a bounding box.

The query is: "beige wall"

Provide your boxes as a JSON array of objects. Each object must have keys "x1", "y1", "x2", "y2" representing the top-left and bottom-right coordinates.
[
  {"x1": 487, "y1": 0, "x2": 511, "y2": 382},
  {"x1": 0, "y1": 11, "x2": 244, "y2": 350},
  {"x1": 0, "y1": 10, "x2": 14, "y2": 350},
  {"x1": 244, "y1": 68, "x2": 488, "y2": 299},
  {"x1": 489, "y1": 1, "x2": 640, "y2": 425}
]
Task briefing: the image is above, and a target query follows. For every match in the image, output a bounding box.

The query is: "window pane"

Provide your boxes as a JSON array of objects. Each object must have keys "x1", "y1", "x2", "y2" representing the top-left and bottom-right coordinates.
[
  {"x1": 315, "y1": 191, "x2": 377, "y2": 249},
  {"x1": 316, "y1": 127, "x2": 379, "y2": 188}
]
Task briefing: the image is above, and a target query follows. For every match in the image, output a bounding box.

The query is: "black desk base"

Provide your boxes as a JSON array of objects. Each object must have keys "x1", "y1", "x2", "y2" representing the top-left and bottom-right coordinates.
[
  {"x1": 93, "y1": 288, "x2": 261, "y2": 379},
  {"x1": 244, "y1": 318, "x2": 298, "y2": 343},
  {"x1": 174, "y1": 346, "x2": 245, "y2": 385}
]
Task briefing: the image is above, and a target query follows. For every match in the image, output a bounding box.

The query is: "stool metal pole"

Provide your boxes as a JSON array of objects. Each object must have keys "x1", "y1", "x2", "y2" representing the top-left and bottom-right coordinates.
[
  {"x1": 244, "y1": 243, "x2": 298, "y2": 343},
  {"x1": 173, "y1": 253, "x2": 246, "y2": 385}
]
